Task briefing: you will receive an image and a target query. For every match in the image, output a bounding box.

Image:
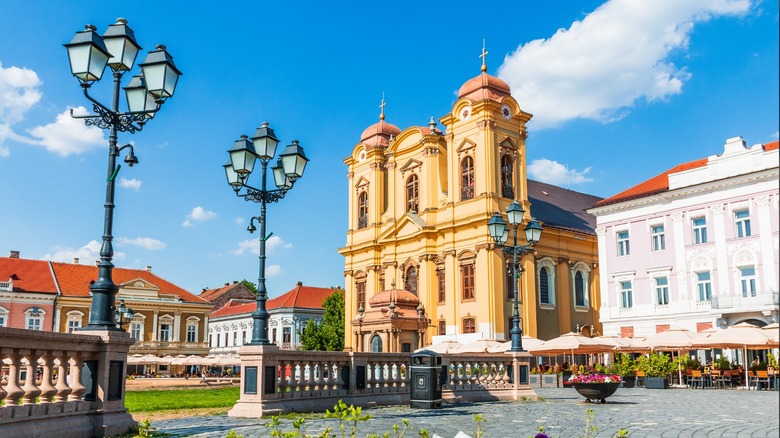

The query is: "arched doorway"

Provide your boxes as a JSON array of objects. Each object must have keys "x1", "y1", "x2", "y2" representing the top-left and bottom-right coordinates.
[{"x1": 370, "y1": 334, "x2": 383, "y2": 352}]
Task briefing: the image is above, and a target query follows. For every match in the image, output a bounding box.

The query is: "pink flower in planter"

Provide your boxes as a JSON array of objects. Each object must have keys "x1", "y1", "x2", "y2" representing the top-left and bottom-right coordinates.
[{"x1": 569, "y1": 373, "x2": 622, "y2": 383}]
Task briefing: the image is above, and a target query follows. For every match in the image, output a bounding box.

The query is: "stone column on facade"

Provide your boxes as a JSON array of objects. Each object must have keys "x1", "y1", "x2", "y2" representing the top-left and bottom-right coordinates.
[
  {"x1": 671, "y1": 212, "x2": 688, "y2": 301},
  {"x1": 343, "y1": 271, "x2": 355, "y2": 351},
  {"x1": 53, "y1": 306, "x2": 61, "y2": 333},
  {"x1": 521, "y1": 253, "x2": 538, "y2": 338},
  {"x1": 151, "y1": 310, "x2": 159, "y2": 342},
  {"x1": 594, "y1": 226, "x2": 610, "y2": 330},
  {"x1": 711, "y1": 204, "x2": 730, "y2": 297},
  {"x1": 756, "y1": 195, "x2": 778, "y2": 291},
  {"x1": 173, "y1": 311, "x2": 181, "y2": 342},
  {"x1": 557, "y1": 257, "x2": 572, "y2": 335},
  {"x1": 203, "y1": 315, "x2": 209, "y2": 347}
]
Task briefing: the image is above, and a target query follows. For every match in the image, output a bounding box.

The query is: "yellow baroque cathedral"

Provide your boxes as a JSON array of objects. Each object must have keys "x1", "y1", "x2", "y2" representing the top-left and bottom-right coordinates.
[{"x1": 339, "y1": 56, "x2": 602, "y2": 353}]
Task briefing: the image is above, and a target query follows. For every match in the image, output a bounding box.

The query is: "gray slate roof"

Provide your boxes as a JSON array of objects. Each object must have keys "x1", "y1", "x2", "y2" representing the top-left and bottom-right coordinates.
[{"x1": 527, "y1": 180, "x2": 602, "y2": 235}]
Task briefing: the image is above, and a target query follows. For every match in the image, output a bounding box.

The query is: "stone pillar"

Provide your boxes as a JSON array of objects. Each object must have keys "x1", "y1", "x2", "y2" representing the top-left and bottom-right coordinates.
[
  {"x1": 152, "y1": 311, "x2": 159, "y2": 342},
  {"x1": 173, "y1": 311, "x2": 181, "y2": 342},
  {"x1": 756, "y1": 195, "x2": 778, "y2": 291},
  {"x1": 228, "y1": 344, "x2": 280, "y2": 418}
]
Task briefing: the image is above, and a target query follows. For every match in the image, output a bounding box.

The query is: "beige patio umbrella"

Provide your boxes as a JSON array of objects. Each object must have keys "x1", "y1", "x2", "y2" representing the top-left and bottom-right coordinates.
[
  {"x1": 529, "y1": 332, "x2": 615, "y2": 368},
  {"x1": 761, "y1": 323, "x2": 779, "y2": 346},
  {"x1": 634, "y1": 327, "x2": 703, "y2": 385},
  {"x1": 694, "y1": 322, "x2": 775, "y2": 388},
  {"x1": 417, "y1": 339, "x2": 462, "y2": 354},
  {"x1": 486, "y1": 336, "x2": 545, "y2": 353},
  {"x1": 450, "y1": 339, "x2": 505, "y2": 354},
  {"x1": 128, "y1": 353, "x2": 165, "y2": 365}
]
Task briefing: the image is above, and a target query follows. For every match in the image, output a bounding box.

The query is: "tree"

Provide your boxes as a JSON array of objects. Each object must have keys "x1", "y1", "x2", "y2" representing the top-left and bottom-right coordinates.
[
  {"x1": 299, "y1": 288, "x2": 345, "y2": 351},
  {"x1": 241, "y1": 279, "x2": 257, "y2": 296}
]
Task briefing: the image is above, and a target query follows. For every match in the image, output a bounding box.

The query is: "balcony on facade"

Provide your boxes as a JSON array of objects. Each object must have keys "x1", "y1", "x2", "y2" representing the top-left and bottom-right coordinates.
[{"x1": 712, "y1": 289, "x2": 779, "y2": 312}]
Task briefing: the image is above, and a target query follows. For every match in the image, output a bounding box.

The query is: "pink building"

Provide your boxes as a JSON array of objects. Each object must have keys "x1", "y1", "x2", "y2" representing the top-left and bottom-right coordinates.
[{"x1": 588, "y1": 137, "x2": 779, "y2": 338}]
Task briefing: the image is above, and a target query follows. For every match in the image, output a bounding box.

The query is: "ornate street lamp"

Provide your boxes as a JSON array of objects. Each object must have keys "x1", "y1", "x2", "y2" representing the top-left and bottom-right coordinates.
[
  {"x1": 114, "y1": 300, "x2": 135, "y2": 330},
  {"x1": 64, "y1": 18, "x2": 181, "y2": 330},
  {"x1": 224, "y1": 122, "x2": 308, "y2": 345},
  {"x1": 488, "y1": 201, "x2": 542, "y2": 352}
]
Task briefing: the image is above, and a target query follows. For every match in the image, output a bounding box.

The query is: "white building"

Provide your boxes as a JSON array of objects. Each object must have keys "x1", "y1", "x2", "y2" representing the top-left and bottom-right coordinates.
[
  {"x1": 207, "y1": 282, "x2": 336, "y2": 354},
  {"x1": 588, "y1": 137, "x2": 779, "y2": 338}
]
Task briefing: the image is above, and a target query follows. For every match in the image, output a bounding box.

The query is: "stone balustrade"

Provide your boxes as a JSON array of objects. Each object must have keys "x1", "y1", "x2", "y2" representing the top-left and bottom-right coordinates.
[
  {"x1": 228, "y1": 345, "x2": 536, "y2": 418},
  {"x1": 0, "y1": 327, "x2": 136, "y2": 438}
]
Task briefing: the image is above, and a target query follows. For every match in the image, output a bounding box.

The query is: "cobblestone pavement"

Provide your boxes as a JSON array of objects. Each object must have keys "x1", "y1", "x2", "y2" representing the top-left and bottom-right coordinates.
[{"x1": 151, "y1": 387, "x2": 779, "y2": 437}]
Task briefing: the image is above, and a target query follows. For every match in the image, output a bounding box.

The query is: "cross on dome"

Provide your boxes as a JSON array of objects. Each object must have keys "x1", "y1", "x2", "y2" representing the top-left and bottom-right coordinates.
[
  {"x1": 379, "y1": 92, "x2": 386, "y2": 121},
  {"x1": 480, "y1": 39, "x2": 488, "y2": 73}
]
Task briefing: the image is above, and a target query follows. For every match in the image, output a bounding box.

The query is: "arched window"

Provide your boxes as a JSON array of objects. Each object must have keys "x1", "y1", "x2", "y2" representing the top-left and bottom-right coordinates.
[
  {"x1": 406, "y1": 174, "x2": 419, "y2": 212},
  {"x1": 371, "y1": 335, "x2": 383, "y2": 352},
  {"x1": 539, "y1": 267, "x2": 551, "y2": 305},
  {"x1": 405, "y1": 266, "x2": 418, "y2": 295},
  {"x1": 537, "y1": 258, "x2": 557, "y2": 307},
  {"x1": 501, "y1": 155, "x2": 514, "y2": 198},
  {"x1": 357, "y1": 191, "x2": 368, "y2": 229},
  {"x1": 461, "y1": 156, "x2": 474, "y2": 201},
  {"x1": 575, "y1": 271, "x2": 585, "y2": 307}
]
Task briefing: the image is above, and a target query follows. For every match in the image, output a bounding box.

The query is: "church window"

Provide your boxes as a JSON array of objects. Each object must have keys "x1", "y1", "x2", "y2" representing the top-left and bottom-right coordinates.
[
  {"x1": 405, "y1": 266, "x2": 418, "y2": 295},
  {"x1": 371, "y1": 335, "x2": 383, "y2": 352},
  {"x1": 461, "y1": 156, "x2": 474, "y2": 201},
  {"x1": 406, "y1": 174, "x2": 419, "y2": 212},
  {"x1": 437, "y1": 265, "x2": 446, "y2": 303},
  {"x1": 574, "y1": 271, "x2": 586, "y2": 307},
  {"x1": 539, "y1": 267, "x2": 552, "y2": 305},
  {"x1": 438, "y1": 320, "x2": 446, "y2": 336},
  {"x1": 356, "y1": 280, "x2": 366, "y2": 309},
  {"x1": 461, "y1": 264, "x2": 475, "y2": 300},
  {"x1": 462, "y1": 317, "x2": 476, "y2": 334},
  {"x1": 501, "y1": 155, "x2": 514, "y2": 199},
  {"x1": 357, "y1": 191, "x2": 368, "y2": 229}
]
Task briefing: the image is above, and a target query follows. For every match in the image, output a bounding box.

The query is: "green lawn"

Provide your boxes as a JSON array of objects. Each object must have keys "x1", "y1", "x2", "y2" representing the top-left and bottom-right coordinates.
[{"x1": 125, "y1": 386, "x2": 240, "y2": 413}]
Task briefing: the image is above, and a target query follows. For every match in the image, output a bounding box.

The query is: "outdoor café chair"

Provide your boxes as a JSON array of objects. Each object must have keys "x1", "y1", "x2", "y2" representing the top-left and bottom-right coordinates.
[
  {"x1": 753, "y1": 370, "x2": 771, "y2": 391},
  {"x1": 711, "y1": 369, "x2": 729, "y2": 389},
  {"x1": 690, "y1": 370, "x2": 705, "y2": 389},
  {"x1": 635, "y1": 370, "x2": 645, "y2": 388}
]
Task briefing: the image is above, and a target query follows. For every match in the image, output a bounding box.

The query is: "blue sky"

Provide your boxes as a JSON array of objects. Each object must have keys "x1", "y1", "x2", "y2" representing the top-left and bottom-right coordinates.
[{"x1": 1, "y1": 0, "x2": 777, "y2": 298}]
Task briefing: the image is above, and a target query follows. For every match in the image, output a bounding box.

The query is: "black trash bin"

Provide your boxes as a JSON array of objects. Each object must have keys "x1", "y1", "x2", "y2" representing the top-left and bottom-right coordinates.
[{"x1": 410, "y1": 350, "x2": 443, "y2": 409}]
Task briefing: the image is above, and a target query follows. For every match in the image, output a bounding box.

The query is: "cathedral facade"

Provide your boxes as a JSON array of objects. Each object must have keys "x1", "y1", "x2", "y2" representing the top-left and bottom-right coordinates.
[{"x1": 339, "y1": 59, "x2": 602, "y2": 352}]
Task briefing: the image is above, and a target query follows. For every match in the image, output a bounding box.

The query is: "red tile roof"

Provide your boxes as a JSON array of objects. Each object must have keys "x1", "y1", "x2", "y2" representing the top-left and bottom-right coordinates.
[
  {"x1": 596, "y1": 141, "x2": 778, "y2": 208},
  {"x1": 0, "y1": 256, "x2": 207, "y2": 303},
  {"x1": 0, "y1": 258, "x2": 58, "y2": 294},
  {"x1": 200, "y1": 284, "x2": 237, "y2": 301},
  {"x1": 210, "y1": 283, "x2": 338, "y2": 319}
]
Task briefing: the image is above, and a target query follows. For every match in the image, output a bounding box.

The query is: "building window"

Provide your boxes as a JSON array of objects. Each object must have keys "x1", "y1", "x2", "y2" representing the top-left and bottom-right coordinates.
[
  {"x1": 358, "y1": 191, "x2": 368, "y2": 229},
  {"x1": 651, "y1": 225, "x2": 665, "y2": 251},
  {"x1": 692, "y1": 217, "x2": 707, "y2": 244},
  {"x1": 500, "y1": 155, "x2": 514, "y2": 199},
  {"x1": 617, "y1": 230, "x2": 630, "y2": 256},
  {"x1": 462, "y1": 317, "x2": 476, "y2": 334},
  {"x1": 406, "y1": 174, "x2": 419, "y2": 213},
  {"x1": 539, "y1": 267, "x2": 552, "y2": 305},
  {"x1": 574, "y1": 271, "x2": 586, "y2": 307},
  {"x1": 68, "y1": 319, "x2": 81, "y2": 333},
  {"x1": 461, "y1": 156, "x2": 474, "y2": 201},
  {"x1": 437, "y1": 266, "x2": 446, "y2": 303},
  {"x1": 401, "y1": 343, "x2": 412, "y2": 353},
  {"x1": 740, "y1": 266, "x2": 756, "y2": 297},
  {"x1": 356, "y1": 280, "x2": 366, "y2": 309},
  {"x1": 735, "y1": 210, "x2": 751, "y2": 238},
  {"x1": 282, "y1": 327, "x2": 292, "y2": 344},
  {"x1": 370, "y1": 335, "x2": 383, "y2": 352},
  {"x1": 272, "y1": 328, "x2": 277, "y2": 343},
  {"x1": 438, "y1": 320, "x2": 446, "y2": 336},
  {"x1": 0, "y1": 311, "x2": 6, "y2": 327},
  {"x1": 655, "y1": 276, "x2": 669, "y2": 305},
  {"x1": 131, "y1": 322, "x2": 143, "y2": 341},
  {"x1": 159, "y1": 324, "x2": 171, "y2": 341},
  {"x1": 233, "y1": 332, "x2": 238, "y2": 346},
  {"x1": 26, "y1": 309, "x2": 43, "y2": 331},
  {"x1": 242, "y1": 330, "x2": 247, "y2": 344},
  {"x1": 405, "y1": 266, "x2": 418, "y2": 295},
  {"x1": 696, "y1": 272, "x2": 712, "y2": 302},
  {"x1": 620, "y1": 281, "x2": 633, "y2": 309},
  {"x1": 223, "y1": 332, "x2": 228, "y2": 346},
  {"x1": 208, "y1": 334, "x2": 213, "y2": 347},
  {"x1": 461, "y1": 264, "x2": 475, "y2": 300},
  {"x1": 187, "y1": 323, "x2": 197, "y2": 343}
]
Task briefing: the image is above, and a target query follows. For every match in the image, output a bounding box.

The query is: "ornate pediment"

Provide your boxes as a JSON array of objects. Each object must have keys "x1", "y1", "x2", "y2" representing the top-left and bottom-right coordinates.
[
  {"x1": 456, "y1": 138, "x2": 476, "y2": 154},
  {"x1": 399, "y1": 159, "x2": 422, "y2": 173},
  {"x1": 355, "y1": 176, "x2": 370, "y2": 189},
  {"x1": 378, "y1": 213, "x2": 433, "y2": 243}
]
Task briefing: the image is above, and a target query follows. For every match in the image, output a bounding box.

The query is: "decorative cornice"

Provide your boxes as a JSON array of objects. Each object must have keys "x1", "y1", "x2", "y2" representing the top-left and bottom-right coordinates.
[
  {"x1": 442, "y1": 250, "x2": 457, "y2": 258},
  {"x1": 343, "y1": 270, "x2": 354, "y2": 277},
  {"x1": 710, "y1": 204, "x2": 725, "y2": 215},
  {"x1": 756, "y1": 195, "x2": 771, "y2": 207},
  {"x1": 595, "y1": 227, "x2": 607, "y2": 237},
  {"x1": 347, "y1": 171, "x2": 354, "y2": 179},
  {"x1": 671, "y1": 212, "x2": 684, "y2": 222},
  {"x1": 382, "y1": 261, "x2": 398, "y2": 268}
]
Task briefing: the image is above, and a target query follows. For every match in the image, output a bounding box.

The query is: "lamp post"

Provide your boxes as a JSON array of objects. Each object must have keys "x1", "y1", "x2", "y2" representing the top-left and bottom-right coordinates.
[
  {"x1": 488, "y1": 201, "x2": 543, "y2": 352},
  {"x1": 64, "y1": 19, "x2": 181, "y2": 330},
  {"x1": 114, "y1": 300, "x2": 135, "y2": 330},
  {"x1": 224, "y1": 122, "x2": 308, "y2": 345}
]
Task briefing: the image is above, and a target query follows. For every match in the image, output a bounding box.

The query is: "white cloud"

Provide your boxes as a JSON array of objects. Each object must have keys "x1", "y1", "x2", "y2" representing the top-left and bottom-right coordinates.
[
  {"x1": 116, "y1": 237, "x2": 166, "y2": 250},
  {"x1": 26, "y1": 106, "x2": 106, "y2": 156},
  {"x1": 528, "y1": 159, "x2": 593, "y2": 186},
  {"x1": 0, "y1": 61, "x2": 43, "y2": 154},
  {"x1": 771, "y1": 131, "x2": 779, "y2": 140},
  {"x1": 119, "y1": 177, "x2": 142, "y2": 191},
  {"x1": 231, "y1": 235, "x2": 293, "y2": 256},
  {"x1": 234, "y1": 216, "x2": 245, "y2": 225},
  {"x1": 497, "y1": 0, "x2": 752, "y2": 129},
  {"x1": 183, "y1": 206, "x2": 217, "y2": 227},
  {"x1": 266, "y1": 265, "x2": 282, "y2": 277},
  {"x1": 44, "y1": 240, "x2": 126, "y2": 263}
]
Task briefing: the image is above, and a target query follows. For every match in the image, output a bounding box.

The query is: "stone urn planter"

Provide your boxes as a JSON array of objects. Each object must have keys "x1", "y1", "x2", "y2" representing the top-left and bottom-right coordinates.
[{"x1": 572, "y1": 382, "x2": 621, "y2": 403}]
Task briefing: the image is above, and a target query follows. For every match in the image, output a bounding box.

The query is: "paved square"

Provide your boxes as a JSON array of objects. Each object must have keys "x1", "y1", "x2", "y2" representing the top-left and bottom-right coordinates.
[{"x1": 152, "y1": 387, "x2": 779, "y2": 437}]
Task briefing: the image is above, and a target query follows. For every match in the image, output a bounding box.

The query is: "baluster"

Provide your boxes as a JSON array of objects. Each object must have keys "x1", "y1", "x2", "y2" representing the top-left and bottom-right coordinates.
[
  {"x1": 501, "y1": 363, "x2": 511, "y2": 384},
  {"x1": 392, "y1": 363, "x2": 401, "y2": 388},
  {"x1": 315, "y1": 361, "x2": 325, "y2": 390},
  {"x1": 3, "y1": 352, "x2": 24, "y2": 406},
  {"x1": 277, "y1": 361, "x2": 288, "y2": 393},
  {"x1": 334, "y1": 362, "x2": 345, "y2": 390},
  {"x1": 365, "y1": 362, "x2": 375, "y2": 389},
  {"x1": 68, "y1": 355, "x2": 87, "y2": 401},
  {"x1": 320, "y1": 361, "x2": 331, "y2": 389},
  {"x1": 471, "y1": 362, "x2": 479, "y2": 386},
  {"x1": 290, "y1": 363, "x2": 301, "y2": 393},
  {"x1": 37, "y1": 354, "x2": 57, "y2": 403},
  {"x1": 375, "y1": 363, "x2": 385, "y2": 389},
  {"x1": 306, "y1": 361, "x2": 316, "y2": 391},
  {"x1": 294, "y1": 363, "x2": 304, "y2": 392},
  {"x1": 53, "y1": 356, "x2": 72, "y2": 402},
  {"x1": 21, "y1": 354, "x2": 42, "y2": 405},
  {"x1": 486, "y1": 362, "x2": 496, "y2": 385}
]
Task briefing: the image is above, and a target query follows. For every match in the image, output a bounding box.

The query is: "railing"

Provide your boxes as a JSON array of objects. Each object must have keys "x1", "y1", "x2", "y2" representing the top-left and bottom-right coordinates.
[
  {"x1": 0, "y1": 327, "x2": 135, "y2": 438},
  {"x1": 712, "y1": 290, "x2": 779, "y2": 310},
  {"x1": 228, "y1": 347, "x2": 535, "y2": 418}
]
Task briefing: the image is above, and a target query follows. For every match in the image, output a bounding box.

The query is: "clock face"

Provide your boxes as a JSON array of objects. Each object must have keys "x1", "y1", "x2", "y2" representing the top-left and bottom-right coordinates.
[
  {"x1": 358, "y1": 149, "x2": 367, "y2": 162},
  {"x1": 460, "y1": 105, "x2": 472, "y2": 121},
  {"x1": 501, "y1": 105, "x2": 512, "y2": 120}
]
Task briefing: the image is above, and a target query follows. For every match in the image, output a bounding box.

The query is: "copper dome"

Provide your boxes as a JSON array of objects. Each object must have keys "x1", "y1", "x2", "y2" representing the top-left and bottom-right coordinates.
[
  {"x1": 457, "y1": 72, "x2": 511, "y2": 102},
  {"x1": 360, "y1": 119, "x2": 401, "y2": 148},
  {"x1": 369, "y1": 287, "x2": 420, "y2": 308}
]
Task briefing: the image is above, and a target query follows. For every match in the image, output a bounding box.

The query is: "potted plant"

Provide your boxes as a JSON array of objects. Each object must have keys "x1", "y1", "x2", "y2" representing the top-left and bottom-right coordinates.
[
  {"x1": 637, "y1": 353, "x2": 677, "y2": 389},
  {"x1": 569, "y1": 373, "x2": 622, "y2": 403},
  {"x1": 610, "y1": 353, "x2": 636, "y2": 388}
]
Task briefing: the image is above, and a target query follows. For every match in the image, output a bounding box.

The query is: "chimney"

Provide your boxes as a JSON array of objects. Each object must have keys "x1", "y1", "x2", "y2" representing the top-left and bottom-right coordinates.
[
  {"x1": 9, "y1": 250, "x2": 20, "y2": 259},
  {"x1": 73, "y1": 257, "x2": 79, "y2": 264},
  {"x1": 225, "y1": 282, "x2": 230, "y2": 287},
  {"x1": 145, "y1": 265, "x2": 152, "y2": 272},
  {"x1": 202, "y1": 288, "x2": 207, "y2": 293},
  {"x1": 297, "y1": 281, "x2": 303, "y2": 286},
  {"x1": 233, "y1": 280, "x2": 238, "y2": 284}
]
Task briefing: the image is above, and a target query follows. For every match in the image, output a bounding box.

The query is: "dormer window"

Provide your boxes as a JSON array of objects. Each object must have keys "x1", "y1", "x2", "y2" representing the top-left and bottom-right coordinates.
[{"x1": 461, "y1": 156, "x2": 474, "y2": 201}]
